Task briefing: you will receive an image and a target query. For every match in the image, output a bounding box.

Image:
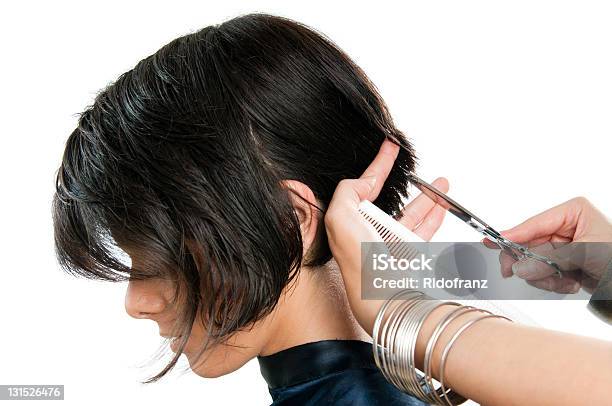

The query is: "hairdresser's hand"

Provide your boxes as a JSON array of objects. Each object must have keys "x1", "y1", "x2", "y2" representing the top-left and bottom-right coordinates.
[
  {"x1": 487, "y1": 197, "x2": 612, "y2": 294},
  {"x1": 324, "y1": 138, "x2": 449, "y2": 332}
]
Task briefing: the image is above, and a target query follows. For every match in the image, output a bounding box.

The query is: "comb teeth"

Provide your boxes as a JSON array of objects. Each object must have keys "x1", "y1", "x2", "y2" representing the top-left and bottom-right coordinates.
[{"x1": 358, "y1": 200, "x2": 424, "y2": 260}]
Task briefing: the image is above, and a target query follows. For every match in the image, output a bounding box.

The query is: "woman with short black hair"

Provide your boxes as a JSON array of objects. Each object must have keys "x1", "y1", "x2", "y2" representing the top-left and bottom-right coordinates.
[{"x1": 52, "y1": 13, "x2": 438, "y2": 405}]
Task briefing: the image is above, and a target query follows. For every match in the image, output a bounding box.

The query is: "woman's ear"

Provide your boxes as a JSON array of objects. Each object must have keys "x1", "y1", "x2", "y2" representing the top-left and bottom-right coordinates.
[{"x1": 280, "y1": 180, "x2": 321, "y2": 259}]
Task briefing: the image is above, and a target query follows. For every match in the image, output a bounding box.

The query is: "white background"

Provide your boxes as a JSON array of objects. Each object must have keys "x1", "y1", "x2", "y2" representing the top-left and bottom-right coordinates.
[{"x1": 1, "y1": 1, "x2": 611, "y2": 405}]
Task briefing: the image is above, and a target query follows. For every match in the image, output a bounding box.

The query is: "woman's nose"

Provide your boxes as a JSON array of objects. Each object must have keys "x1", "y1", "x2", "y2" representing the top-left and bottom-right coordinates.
[{"x1": 124, "y1": 279, "x2": 167, "y2": 319}]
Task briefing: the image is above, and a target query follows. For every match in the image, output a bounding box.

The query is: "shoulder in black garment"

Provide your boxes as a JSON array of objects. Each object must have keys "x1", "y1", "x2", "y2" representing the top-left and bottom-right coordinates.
[{"x1": 257, "y1": 339, "x2": 429, "y2": 405}]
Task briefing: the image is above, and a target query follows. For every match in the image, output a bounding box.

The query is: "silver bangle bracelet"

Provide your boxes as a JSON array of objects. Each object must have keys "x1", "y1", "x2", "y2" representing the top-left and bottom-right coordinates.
[
  {"x1": 438, "y1": 314, "x2": 513, "y2": 406},
  {"x1": 398, "y1": 299, "x2": 443, "y2": 397},
  {"x1": 373, "y1": 290, "x2": 425, "y2": 392},
  {"x1": 423, "y1": 306, "x2": 484, "y2": 405},
  {"x1": 372, "y1": 289, "x2": 514, "y2": 406},
  {"x1": 373, "y1": 290, "x2": 460, "y2": 402}
]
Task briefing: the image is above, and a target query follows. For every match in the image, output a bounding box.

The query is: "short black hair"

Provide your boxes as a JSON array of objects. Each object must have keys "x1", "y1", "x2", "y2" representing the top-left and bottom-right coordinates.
[{"x1": 52, "y1": 13, "x2": 417, "y2": 381}]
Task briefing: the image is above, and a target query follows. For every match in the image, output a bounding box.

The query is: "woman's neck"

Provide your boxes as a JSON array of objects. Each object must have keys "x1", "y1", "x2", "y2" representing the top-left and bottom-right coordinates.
[{"x1": 258, "y1": 261, "x2": 370, "y2": 356}]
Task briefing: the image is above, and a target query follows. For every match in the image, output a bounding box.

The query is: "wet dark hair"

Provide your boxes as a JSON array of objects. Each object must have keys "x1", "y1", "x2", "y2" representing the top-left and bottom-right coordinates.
[{"x1": 52, "y1": 13, "x2": 416, "y2": 382}]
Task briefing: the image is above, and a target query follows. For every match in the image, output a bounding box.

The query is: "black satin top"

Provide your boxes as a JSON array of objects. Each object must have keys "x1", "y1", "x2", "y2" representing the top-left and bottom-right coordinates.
[{"x1": 257, "y1": 339, "x2": 429, "y2": 405}]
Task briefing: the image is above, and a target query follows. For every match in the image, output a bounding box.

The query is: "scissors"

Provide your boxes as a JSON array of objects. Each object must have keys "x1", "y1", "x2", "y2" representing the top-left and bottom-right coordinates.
[{"x1": 407, "y1": 173, "x2": 563, "y2": 278}]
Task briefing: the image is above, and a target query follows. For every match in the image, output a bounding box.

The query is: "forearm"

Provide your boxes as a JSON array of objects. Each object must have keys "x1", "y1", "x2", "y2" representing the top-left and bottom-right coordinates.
[
  {"x1": 414, "y1": 304, "x2": 612, "y2": 405},
  {"x1": 338, "y1": 260, "x2": 612, "y2": 405}
]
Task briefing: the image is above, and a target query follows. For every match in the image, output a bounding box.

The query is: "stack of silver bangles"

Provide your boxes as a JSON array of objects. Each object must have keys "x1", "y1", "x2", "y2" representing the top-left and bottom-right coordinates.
[{"x1": 372, "y1": 290, "x2": 513, "y2": 406}]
